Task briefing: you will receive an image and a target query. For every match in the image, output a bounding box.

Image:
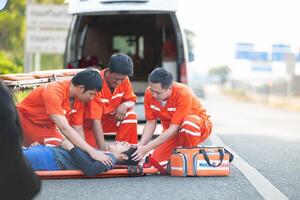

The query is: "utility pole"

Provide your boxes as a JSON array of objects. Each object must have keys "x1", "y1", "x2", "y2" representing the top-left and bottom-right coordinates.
[{"x1": 285, "y1": 53, "x2": 296, "y2": 96}]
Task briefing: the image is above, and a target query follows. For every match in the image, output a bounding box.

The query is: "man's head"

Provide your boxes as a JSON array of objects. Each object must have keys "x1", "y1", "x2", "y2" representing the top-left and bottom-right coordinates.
[
  {"x1": 107, "y1": 141, "x2": 139, "y2": 165},
  {"x1": 71, "y1": 68, "x2": 102, "y2": 102},
  {"x1": 105, "y1": 53, "x2": 133, "y2": 89},
  {"x1": 148, "y1": 68, "x2": 173, "y2": 101}
]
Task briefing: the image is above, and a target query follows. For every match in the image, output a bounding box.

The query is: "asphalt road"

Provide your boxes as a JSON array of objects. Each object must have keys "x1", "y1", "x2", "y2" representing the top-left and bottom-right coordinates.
[{"x1": 35, "y1": 86, "x2": 300, "y2": 200}]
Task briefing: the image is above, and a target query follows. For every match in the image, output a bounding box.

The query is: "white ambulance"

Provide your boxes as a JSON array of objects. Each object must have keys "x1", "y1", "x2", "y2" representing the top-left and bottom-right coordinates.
[{"x1": 64, "y1": 0, "x2": 197, "y2": 121}]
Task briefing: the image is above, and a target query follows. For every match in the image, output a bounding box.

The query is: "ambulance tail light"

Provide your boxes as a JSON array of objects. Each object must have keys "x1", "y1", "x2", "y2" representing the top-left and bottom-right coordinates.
[{"x1": 180, "y1": 61, "x2": 187, "y2": 84}]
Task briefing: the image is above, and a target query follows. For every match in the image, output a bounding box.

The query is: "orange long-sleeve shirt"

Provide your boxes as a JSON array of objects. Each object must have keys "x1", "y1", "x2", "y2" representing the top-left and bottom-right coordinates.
[
  {"x1": 17, "y1": 80, "x2": 84, "y2": 128},
  {"x1": 83, "y1": 69, "x2": 136, "y2": 128},
  {"x1": 144, "y1": 82, "x2": 209, "y2": 130}
]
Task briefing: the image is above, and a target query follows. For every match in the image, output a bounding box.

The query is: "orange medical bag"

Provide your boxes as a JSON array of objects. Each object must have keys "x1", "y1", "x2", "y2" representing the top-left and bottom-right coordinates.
[{"x1": 169, "y1": 147, "x2": 234, "y2": 176}]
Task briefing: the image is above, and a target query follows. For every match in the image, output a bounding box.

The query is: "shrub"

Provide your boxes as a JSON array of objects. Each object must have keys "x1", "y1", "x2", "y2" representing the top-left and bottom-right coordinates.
[{"x1": 0, "y1": 51, "x2": 22, "y2": 74}]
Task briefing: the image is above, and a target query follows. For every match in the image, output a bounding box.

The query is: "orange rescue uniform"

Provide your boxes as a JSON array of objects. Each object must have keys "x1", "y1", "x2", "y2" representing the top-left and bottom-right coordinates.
[
  {"x1": 144, "y1": 82, "x2": 212, "y2": 166},
  {"x1": 84, "y1": 69, "x2": 138, "y2": 148},
  {"x1": 17, "y1": 80, "x2": 84, "y2": 146}
]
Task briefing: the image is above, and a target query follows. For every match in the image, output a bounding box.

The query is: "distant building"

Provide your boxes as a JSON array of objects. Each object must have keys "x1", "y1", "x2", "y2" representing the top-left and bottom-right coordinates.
[{"x1": 232, "y1": 42, "x2": 300, "y2": 95}]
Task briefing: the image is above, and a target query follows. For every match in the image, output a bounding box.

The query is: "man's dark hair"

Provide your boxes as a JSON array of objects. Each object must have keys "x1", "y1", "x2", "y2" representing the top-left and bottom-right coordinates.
[
  {"x1": 107, "y1": 53, "x2": 133, "y2": 76},
  {"x1": 148, "y1": 68, "x2": 173, "y2": 89},
  {"x1": 118, "y1": 146, "x2": 139, "y2": 166},
  {"x1": 71, "y1": 68, "x2": 102, "y2": 92}
]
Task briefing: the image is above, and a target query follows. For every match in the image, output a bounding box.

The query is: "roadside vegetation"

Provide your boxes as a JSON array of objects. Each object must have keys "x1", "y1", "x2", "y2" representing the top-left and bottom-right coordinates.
[{"x1": 0, "y1": 0, "x2": 64, "y2": 74}]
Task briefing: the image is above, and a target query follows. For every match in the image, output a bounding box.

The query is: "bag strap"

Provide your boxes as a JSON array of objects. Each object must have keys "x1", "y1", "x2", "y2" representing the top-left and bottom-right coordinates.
[
  {"x1": 225, "y1": 149, "x2": 234, "y2": 162},
  {"x1": 200, "y1": 148, "x2": 224, "y2": 167},
  {"x1": 147, "y1": 156, "x2": 168, "y2": 175}
]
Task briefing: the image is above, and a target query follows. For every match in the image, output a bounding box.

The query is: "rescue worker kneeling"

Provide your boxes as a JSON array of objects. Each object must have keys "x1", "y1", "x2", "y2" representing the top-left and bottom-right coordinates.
[
  {"x1": 132, "y1": 68, "x2": 212, "y2": 168},
  {"x1": 84, "y1": 53, "x2": 138, "y2": 150},
  {"x1": 17, "y1": 68, "x2": 113, "y2": 165}
]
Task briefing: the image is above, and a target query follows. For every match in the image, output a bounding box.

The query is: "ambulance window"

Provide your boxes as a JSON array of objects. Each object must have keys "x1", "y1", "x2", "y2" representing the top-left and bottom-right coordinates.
[
  {"x1": 113, "y1": 35, "x2": 144, "y2": 59},
  {"x1": 78, "y1": 25, "x2": 88, "y2": 60},
  {"x1": 184, "y1": 29, "x2": 196, "y2": 62}
]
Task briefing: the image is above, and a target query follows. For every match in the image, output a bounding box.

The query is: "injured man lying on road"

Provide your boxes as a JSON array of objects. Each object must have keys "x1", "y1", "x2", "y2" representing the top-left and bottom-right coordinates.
[{"x1": 23, "y1": 140, "x2": 139, "y2": 176}]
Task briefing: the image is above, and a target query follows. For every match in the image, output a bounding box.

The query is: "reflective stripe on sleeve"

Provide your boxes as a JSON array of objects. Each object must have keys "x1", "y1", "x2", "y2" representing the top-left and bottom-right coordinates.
[{"x1": 180, "y1": 128, "x2": 201, "y2": 136}]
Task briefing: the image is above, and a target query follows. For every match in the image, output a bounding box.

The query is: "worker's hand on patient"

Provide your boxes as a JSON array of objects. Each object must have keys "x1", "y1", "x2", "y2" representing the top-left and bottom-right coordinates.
[
  {"x1": 90, "y1": 150, "x2": 114, "y2": 167},
  {"x1": 61, "y1": 139, "x2": 113, "y2": 167},
  {"x1": 115, "y1": 103, "x2": 127, "y2": 121},
  {"x1": 131, "y1": 145, "x2": 149, "y2": 161}
]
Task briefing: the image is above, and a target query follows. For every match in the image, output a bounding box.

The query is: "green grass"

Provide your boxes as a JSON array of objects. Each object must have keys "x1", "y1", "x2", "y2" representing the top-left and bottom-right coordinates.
[
  {"x1": 12, "y1": 90, "x2": 30, "y2": 104},
  {"x1": 40, "y1": 54, "x2": 64, "y2": 70},
  {"x1": 222, "y1": 87, "x2": 249, "y2": 99}
]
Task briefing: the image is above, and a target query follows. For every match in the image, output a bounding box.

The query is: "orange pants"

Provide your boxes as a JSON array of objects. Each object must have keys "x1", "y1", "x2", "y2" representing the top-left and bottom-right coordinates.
[
  {"x1": 84, "y1": 111, "x2": 138, "y2": 148},
  {"x1": 18, "y1": 110, "x2": 64, "y2": 147},
  {"x1": 152, "y1": 114, "x2": 212, "y2": 167}
]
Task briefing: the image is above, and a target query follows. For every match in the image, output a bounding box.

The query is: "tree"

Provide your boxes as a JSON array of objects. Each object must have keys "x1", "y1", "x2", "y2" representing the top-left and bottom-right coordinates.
[
  {"x1": 34, "y1": 0, "x2": 65, "y2": 3},
  {"x1": 0, "y1": 0, "x2": 65, "y2": 73},
  {"x1": 0, "y1": 0, "x2": 26, "y2": 66},
  {"x1": 209, "y1": 65, "x2": 231, "y2": 84},
  {"x1": 0, "y1": 51, "x2": 22, "y2": 74}
]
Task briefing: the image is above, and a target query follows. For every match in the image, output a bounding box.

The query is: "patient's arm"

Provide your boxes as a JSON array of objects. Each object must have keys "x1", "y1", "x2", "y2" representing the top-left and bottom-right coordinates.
[
  {"x1": 61, "y1": 138, "x2": 115, "y2": 175},
  {"x1": 69, "y1": 147, "x2": 116, "y2": 176},
  {"x1": 60, "y1": 139, "x2": 116, "y2": 175}
]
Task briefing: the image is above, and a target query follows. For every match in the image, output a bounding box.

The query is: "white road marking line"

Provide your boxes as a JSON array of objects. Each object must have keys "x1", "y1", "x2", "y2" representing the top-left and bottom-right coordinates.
[{"x1": 209, "y1": 134, "x2": 289, "y2": 200}]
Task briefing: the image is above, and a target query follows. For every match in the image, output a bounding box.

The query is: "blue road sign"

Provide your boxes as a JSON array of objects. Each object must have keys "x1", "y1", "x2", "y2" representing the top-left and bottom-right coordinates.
[
  {"x1": 297, "y1": 54, "x2": 300, "y2": 62},
  {"x1": 272, "y1": 53, "x2": 287, "y2": 61},
  {"x1": 236, "y1": 51, "x2": 268, "y2": 61},
  {"x1": 249, "y1": 52, "x2": 268, "y2": 61},
  {"x1": 236, "y1": 51, "x2": 251, "y2": 59},
  {"x1": 251, "y1": 65, "x2": 272, "y2": 72}
]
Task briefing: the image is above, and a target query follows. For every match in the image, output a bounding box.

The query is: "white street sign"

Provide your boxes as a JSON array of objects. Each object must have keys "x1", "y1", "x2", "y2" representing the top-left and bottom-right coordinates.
[
  {"x1": 26, "y1": 4, "x2": 71, "y2": 29},
  {"x1": 25, "y1": 4, "x2": 71, "y2": 54},
  {"x1": 26, "y1": 30, "x2": 68, "y2": 54},
  {"x1": 25, "y1": 4, "x2": 71, "y2": 72}
]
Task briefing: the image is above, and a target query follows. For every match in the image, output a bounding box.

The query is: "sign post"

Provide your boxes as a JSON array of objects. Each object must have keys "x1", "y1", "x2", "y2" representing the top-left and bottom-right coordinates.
[
  {"x1": 285, "y1": 53, "x2": 296, "y2": 96},
  {"x1": 25, "y1": 3, "x2": 71, "y2": 72}
]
